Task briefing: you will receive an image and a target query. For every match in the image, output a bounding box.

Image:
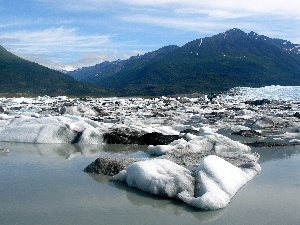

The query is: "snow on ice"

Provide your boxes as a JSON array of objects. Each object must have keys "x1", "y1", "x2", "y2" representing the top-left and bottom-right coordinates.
[
  {"x1": 114, "y1": 155, "x2": 260, "y2": 210},
  {"x1": 114, "y1": 130, "x2": 259, "y2": 210},
  {"x1": 148, "y1": 131, "x2": 251, "y2": 156},
  {"x1": 0, "y1": 115, "x2": 104, "y2": 144},
  {"x1": 178, "y1": 155, "x2": 261, "y2": 210},
  {"x1": 113, "y1": 159, "x2": 195, "y2": 198}
]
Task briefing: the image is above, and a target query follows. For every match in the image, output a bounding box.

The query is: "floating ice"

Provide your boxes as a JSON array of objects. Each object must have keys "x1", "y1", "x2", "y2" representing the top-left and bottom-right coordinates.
[
  {"x1": 114, "y1": 155, "x2": 261, "y2": 210},
  {"x1": 224, "y1": 86, "x2": 300, "y2": 102},
  {"x1": 113, "y1": 159, "x2": 195, "y2": 198},
  {"x1": 148, "y1": 132, "x2": 251, "y2": 156},
  {"x1": 179, "y1": 155, "x2": 260, "y2": 210},
  {"x1": 1, "y1": 86, "x2": 299, "y2": 212},
  {"x1": 0, "y1": 114, "x2": 14, "y2": 120},
  {"x1": 0, "y1": 116, "x2": 104, "y2": 144}
]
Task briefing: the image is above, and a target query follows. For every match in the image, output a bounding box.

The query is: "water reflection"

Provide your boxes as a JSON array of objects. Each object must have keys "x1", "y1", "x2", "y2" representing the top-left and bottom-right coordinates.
[
  {"x1": 2, "y1": 141, "x2": 300, "y2": 225},
  {"x1": 3, "y1": 139, "x2": 300, "y2": 166},
  {"x1": 217, "y1": 128, "x2": 300, "y2": 163},
  {"x1": 0, "y1": 148, "x2": 9, "y2": 156},
  {"x1": 87, "y1": 172, "x2": 226, "y2": 224},
  {"x1": 0, "y1": 142, "x2": 148, "y2": 160},
  {"x1": 254, "y1": 145, "x2": 300, "y2": 162}
]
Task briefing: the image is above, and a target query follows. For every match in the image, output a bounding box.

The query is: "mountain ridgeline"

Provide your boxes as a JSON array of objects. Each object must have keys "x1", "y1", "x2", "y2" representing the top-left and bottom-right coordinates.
[
  {"x1": 0, "y1": 46, "x2": 109, "y2": 96},
  {"x1": 68, "y1": 28, "x2": 300, "y2": 96}
]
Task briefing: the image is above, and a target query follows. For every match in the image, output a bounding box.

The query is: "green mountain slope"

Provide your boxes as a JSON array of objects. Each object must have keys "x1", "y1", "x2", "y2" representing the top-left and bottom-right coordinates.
[
  {"x1": 0, "y1": 46, "x2": 110, "y2": 96},
  {"x1": 68, "y1": 28, "x2": 300, "y2": 96}
]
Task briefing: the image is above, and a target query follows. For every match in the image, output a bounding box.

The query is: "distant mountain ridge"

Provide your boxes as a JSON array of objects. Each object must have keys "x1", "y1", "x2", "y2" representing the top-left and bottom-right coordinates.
[
  {"x1": 67, "y1": 28, "x2": 300, "y2": 96},
  {"x1": 0, "y1": 46, "x2": 109, "y2": 96},
  {"x1": 69, "y1": 45, "x2": 179, "y2": 83}
]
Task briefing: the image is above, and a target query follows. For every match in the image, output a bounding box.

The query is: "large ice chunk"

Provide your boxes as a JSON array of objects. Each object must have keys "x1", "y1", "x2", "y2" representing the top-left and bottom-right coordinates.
[
  {"x1": 148, "y1": 132, "x2": 251, "y2": 156},
  {"x1": 0, "y1": 116, "x2": 104, "y2": 144},
  {"x1": 113, "y1": 159, "x2": 195, "y2": 198},
  {"x1": 179, "y1": 155, "x2": 261, "y2": 210},
  {"x1": 114, "y1": 155, "x2": 261, "y2": 210}
]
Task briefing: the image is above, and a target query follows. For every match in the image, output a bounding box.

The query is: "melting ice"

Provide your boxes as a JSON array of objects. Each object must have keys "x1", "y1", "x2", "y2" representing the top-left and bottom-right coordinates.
[{"x1": 0, "y1": 85, "x2": 299, "y2": 210}]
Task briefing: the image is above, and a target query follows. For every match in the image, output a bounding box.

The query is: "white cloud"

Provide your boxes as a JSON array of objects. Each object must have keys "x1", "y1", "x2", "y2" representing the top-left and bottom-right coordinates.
[
  {"x1": 119, "y1": 0, "x2": 300, "y2": 44},
  {"x1": 2, "y1": 0, "x2": 299, "y2": 71},
  {"x1": 39, "y1": 0, "x2": 300, "y2": 17},
  {"x1": 0, "y1": 26, "x2": 147, "y2": 71},
  {"x1": 122, "y1": 0, "x2": 300, "y2": 17},
  {"x1": 120, "y1": 14, "x2": 219, "y2": 32},
  {"x1": 0, "y1": 27, "x2": 116, "y2": 70},
  {"x1": 174, "y1": 8, "x2": 250, "y2": 19},
  {"x1": 61, "y1": 49, "x2": 144, "y2": 71},
  {"x1": 0, "y1": 27, "x2": 110, "y2": 51}
]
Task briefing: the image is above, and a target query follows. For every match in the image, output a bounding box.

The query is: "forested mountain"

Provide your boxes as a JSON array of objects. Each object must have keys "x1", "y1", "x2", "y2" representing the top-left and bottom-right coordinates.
[
  {"x1": 0, "y1": 46, "x2": 109, "y2": 96},
  {"x1": 68, "y1": 28, "x2": 300, "y2": 96}
]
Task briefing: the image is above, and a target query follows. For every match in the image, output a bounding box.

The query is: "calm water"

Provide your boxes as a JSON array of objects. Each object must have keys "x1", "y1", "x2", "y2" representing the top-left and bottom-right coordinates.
[{"x1": 1, "y1": 142, "x2": 300, "y2": 225}]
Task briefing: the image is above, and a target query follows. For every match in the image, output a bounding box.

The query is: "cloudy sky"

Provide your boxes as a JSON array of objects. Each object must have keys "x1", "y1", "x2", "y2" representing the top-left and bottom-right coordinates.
[{"x1": 1, "y1": 0, "x2": 299, "y2": 71}]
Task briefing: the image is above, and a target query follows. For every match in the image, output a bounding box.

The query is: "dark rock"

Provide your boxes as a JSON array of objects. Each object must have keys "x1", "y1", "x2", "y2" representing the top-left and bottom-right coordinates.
[
  {"x1": 294, "y1": 112, "x2": 300, "y2": 119},
  {"x1": 232, "y1": 129, "x2": 262, "y2": 138},
  {"x1": 244, "y1": 141, "x2": 300, "y2": 147},
  {"x1": 62, "y1": 102, "x2": 74, "y2": 107},
  {"x1": 207, "y1": 93, "x2": 218, "y2": 102},
  {"x1": 228, "y1": 107, "x2": 243, "y2": 111},
  {"x1": 84, "y1": 157, "x2": 146, "y2": 175},
  {"x1": 138, "y1": 132, "x2": 180, "y2": 145},
  {"x1": 103, "y1": 128, "x2": 145, "y2": 144},
  {"x1": 71, "y1": 129, "x2": 85, "y2": 144},
  {"x1": 93, "y1": 106, "x2": 110, "y2": 116},
  {"x1": 245, "y1": 99, "x2": 270, "y2": 105},
  {"x1": 103, "y1": 128, "x2": 180, "y2": 145},
  {"x1": 84, "y1": 150, "x2": 260, "y2": 176},
  {"x1": 180, "y1": 129, "x2": 200, "y2": 135}
]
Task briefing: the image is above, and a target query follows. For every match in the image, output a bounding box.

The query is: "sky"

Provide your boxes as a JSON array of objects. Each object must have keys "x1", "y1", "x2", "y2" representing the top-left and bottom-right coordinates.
[{"x1": 1, "y1": 0, "x2": 300, "y2": 71}]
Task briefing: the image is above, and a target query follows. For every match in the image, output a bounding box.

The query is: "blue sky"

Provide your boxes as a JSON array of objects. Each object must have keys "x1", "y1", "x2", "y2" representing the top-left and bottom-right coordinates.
[{"x1": 1, "y1": 0, "x2": 299, "y2": 71}]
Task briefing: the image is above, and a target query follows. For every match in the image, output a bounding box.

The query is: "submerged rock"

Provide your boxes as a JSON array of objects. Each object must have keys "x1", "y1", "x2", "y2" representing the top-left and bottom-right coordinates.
[
  {"x1": 85, "y1": 132, "x2": 259, "y2": 175},
  {"x1": 84, "y1": 157, "x2": 147, "y2": 176},
  {"x1": 85, "y1": 133, "x2": 259, "y2": 175},
  {"x1": 85, "y1": 130, "x2": 261, "y2": 210},
  {"x1": 84, "y1": 150, "x2": 259, "y2": 176}
]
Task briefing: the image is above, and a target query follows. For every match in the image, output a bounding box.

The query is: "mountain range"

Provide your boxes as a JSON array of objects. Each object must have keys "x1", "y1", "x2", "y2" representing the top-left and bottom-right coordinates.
[
  {"x1": 0, "y1": 46, "x2": 109, "y2": 96},
  {"x1": 68, "y1": 28, "x2": 300, "y2": 96},
  {"x1": 1, "y1": 28, "x2": 300, "y2": 97}
]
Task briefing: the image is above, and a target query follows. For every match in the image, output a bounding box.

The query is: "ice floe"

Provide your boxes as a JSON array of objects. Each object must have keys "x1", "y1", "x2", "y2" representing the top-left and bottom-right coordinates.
[
  {"x1": 0, "y1": 116, "x2": 104, "y2": 144},
  {"x1": 113, "y1": 159, "x2": 195, "y2": 198},
  {"x1": 178, "y1": 155, "x2": 261, "y2": 210},
  {"x1": 113, "y1": 155, "x2": 261, "y2": 210},
  {"x1": 1, "y1": 85, "x2": 300, "y2": 210},
  {"x1": 148, "y1": 131, "x2": 251, "y2": 156}
]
